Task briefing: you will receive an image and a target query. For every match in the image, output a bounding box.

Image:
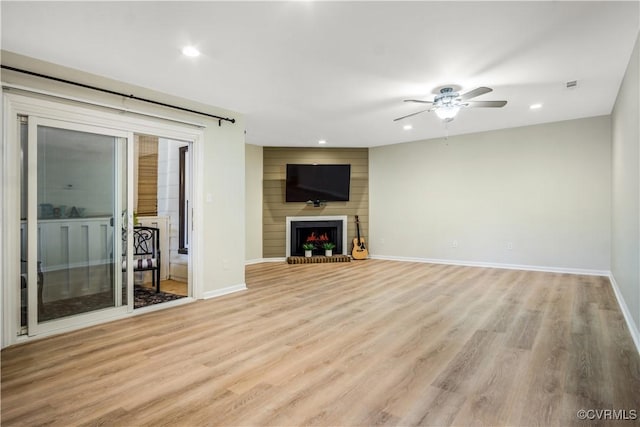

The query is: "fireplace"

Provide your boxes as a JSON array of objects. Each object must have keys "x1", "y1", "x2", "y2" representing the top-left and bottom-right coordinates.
[{"x1": 286, "y1": 216, "x2": 348, "y2": 257}]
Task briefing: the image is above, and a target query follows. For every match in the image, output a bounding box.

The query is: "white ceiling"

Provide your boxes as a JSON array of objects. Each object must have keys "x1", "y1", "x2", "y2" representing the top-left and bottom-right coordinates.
[{"x1": 2, "y1": 1, "x2": 639, "y2": 147}]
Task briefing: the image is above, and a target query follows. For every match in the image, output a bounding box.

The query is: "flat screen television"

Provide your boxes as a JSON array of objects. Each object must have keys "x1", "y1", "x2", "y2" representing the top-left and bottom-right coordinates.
[{"x1": 286, "y1": 164, "x2": 351, "y2": 202}]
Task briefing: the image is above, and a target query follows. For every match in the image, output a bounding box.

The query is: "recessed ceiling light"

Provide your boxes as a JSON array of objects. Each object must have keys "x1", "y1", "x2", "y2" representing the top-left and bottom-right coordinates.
[
  {"x1": 318, "y1": 140, "x2": 327, "y2": 144},
  {"x1": 182, "y1": 46, "x2": 200, "y2": 57},
  {"x1": 403, "y1": 124, "x2": 413, "y2": 130},
  {"x1": 530, "y1": 103, "x2": 543, "y2": 110}
]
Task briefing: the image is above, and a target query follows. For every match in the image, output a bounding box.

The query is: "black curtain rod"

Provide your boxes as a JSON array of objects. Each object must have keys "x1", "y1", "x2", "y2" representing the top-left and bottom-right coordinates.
[{"x1": 1, "y1": 64, "x2": 235, "y2": 126}]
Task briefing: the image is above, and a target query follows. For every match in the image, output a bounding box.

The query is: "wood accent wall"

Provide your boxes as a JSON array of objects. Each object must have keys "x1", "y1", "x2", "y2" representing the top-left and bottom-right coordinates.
[
  {"x1": 263, "y1": 147, "x2": 368, "y2": 258},
  {"x1": 136, "y1": 134, "x2": 158, "y2": 216}
]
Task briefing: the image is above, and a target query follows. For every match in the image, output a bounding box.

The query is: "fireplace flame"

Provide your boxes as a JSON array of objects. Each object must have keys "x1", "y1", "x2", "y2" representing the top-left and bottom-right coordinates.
[{"x1": 305, "y1": 232, "x2": 330, "y2": 243}]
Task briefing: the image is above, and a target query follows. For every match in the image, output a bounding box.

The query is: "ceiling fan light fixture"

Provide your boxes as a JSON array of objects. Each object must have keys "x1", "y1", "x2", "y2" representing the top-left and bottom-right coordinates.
[
  {"x1": 393, "y1": 85, "x2": 506, "y2": 123},
  {"x1": 435, "y1": 105, "x2": 461, "y2": 120},
  {"x1": 182, "y1": 45, "x2": 200, "y2": 57}
]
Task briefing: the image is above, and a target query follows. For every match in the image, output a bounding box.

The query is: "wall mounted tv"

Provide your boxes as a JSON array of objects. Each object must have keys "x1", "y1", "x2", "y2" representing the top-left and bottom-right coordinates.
[{"x1": 286, "y1": 164, "x2": 351, "y2": 203}]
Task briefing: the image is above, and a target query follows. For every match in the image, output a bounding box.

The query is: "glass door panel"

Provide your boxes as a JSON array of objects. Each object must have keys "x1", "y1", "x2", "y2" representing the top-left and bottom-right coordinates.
[{"x1": 26, "y1": 118, "x2": 132, "y2": 334}]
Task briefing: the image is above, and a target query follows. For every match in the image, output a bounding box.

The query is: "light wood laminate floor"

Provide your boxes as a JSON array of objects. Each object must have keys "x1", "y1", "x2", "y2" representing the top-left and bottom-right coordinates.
[
  {"x1": 2, "y1": 260, "x2": 639, "y2": 426},
  {"x1": 140, "y1": 279, "x2": 188, "y2": 296}
]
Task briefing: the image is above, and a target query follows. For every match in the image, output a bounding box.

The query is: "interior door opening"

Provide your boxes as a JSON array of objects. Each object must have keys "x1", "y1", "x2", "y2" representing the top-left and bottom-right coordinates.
[{"x1": 131, "y1": 134, "x2": 192, "y2": 309}]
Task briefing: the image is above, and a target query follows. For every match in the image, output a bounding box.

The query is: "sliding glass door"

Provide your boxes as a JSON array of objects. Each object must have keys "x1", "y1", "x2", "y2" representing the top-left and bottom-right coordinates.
[{"x1": 24, "y1": 117, "x2": 133, "y2": 335}]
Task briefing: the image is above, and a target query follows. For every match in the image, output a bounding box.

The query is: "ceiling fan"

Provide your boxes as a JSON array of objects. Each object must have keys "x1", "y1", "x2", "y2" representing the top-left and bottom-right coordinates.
[{"x1": 394, "y1": 86, "x2": 507, "y2": 122}]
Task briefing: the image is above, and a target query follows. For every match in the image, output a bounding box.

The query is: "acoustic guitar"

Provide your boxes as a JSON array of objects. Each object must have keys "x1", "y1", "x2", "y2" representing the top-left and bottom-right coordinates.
[{"x1": 352, "y1": 215, "x2": 368, "y2": 260}]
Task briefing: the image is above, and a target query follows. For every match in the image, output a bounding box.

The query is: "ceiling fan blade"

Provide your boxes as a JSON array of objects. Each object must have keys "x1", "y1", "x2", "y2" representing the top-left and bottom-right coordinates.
[
  {"x1": 466, "y1": 100, "x2": 507, "y2": 108},
  {"x1": 393, "y1": 109, "x2": 431, "y2": 121},
  {"x1": 460, "y1": 86, "x2": 492, "y2": 100},
  {"x1": 403, "y1": 99, "x2": 433, "y2": 104}
]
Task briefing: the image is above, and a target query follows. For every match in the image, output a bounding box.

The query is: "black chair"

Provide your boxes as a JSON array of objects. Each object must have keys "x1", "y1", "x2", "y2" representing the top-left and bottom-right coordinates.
[{"x1": 124, "y1": 226, "x2": 161, "y2": 292}]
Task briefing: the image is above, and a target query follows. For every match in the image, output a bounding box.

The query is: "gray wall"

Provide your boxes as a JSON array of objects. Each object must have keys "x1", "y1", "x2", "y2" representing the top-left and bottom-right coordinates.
[
  {"x1": 370, "y1": 116, "x2": 612, "y2": 272},
  {"x1": 245, "y1": 144, "x2": 264, "y2": 262},
  {"x1": 611, "y1": 32, "x2": 640, "y2": 336}
]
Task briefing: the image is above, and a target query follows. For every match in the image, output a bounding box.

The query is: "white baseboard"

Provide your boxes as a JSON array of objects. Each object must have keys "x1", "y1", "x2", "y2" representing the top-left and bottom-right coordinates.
[
  {"x1": 608, "y1": 273, "x2": 640, "y2": 356},
  {"x1": 245, "y1": 257, "x2": 286, "y2": 265},
  {"x1": 202, "y1": 283, "x2": 247, "y2": 299},
  {"x1": 247, "y1": 255, "x2": 609, "y2": 276},
  {"x1": 368, "y1": 254, "x2": 610, "y2": 276}
]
